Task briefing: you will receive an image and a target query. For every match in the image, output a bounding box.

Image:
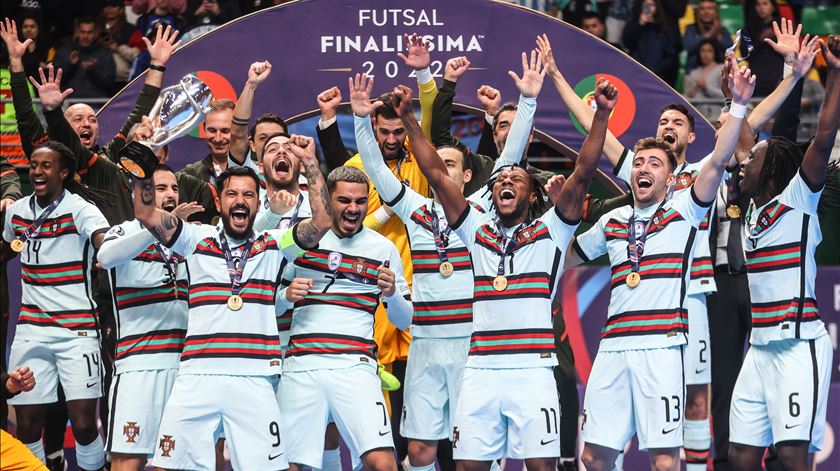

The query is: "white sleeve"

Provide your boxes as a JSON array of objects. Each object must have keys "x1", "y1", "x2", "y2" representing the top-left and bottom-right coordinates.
[
  {"x1": 98, "y1": 222, "x2": 156, "y2": 269},
  {"x1": 274, "y1": 263, "x2": 297, "y2": 313},
  {"x1": 2, "y1": 206, "x2": 14, "y2": 243},
  {"x1": 778, "y1": 169, "x2": 823, "y2": 216},
  {"x1": 228, "y1": 151, "x2": 260, "y2": 173},
  {"x1": 573, "y1": 215, "x2": 608, "y2": 262},
  {"x1": 383, "y1": 247, "x2": 412, "y2": 331},
  {"x1": 166, "y1": 219, "x2": 204, "y2": 256},
  {"x1": 615, "y1": 148, "x2": 634, "y2": 184},
  {"x1": 540, "y1": 209, "x2": 581, "y2": 251},
  {"x1": 671, "y1": 187, "x2": 714, "y2": 228},
  {"x1": 76, "y1": 201, "x2": 110, "y2": 242},
  {"x1": 253, "y1": 207, "x2": 278, "y2": 232},
  {"x1": 493, "y1": 95, "x2": 537, "y2": 170},
  {"x1": 354, "y1": 115, "x2": 408, "y2": 209},
  {"x1": 452, "y1": 205, "x2": 490, "y2": 251}
]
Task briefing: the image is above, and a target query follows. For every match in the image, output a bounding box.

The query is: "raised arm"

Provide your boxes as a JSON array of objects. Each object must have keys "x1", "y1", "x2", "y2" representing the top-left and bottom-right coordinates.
[
  {"x1": 431, "y1": 56, "x2": 471, "y2": 148},
  {"x1": 287, "y1": 135, "x2": 332, "y2": 248},
  {"x1": 397, "y1": 33, "x2": 437, "y2": 138},
  {"x1": 801, "y1": 36, "x2": 840, "y2": 189},
  {"x1": 315, "y1": 86, "x2": 351, "y2": 170},
  {"x1": 554, "y1": 79, "x2": 616, "y2": 222},
  {"x1": 695, "y1": 58, "x2": 756, "y2": 203},
  {"x1": 350, "y1": 74, "x2": 405, "y2": 205},
  {"x1": 133, "y1": 177, "x2": 181, "y2": 244},
  {"x1": 537, "y1": 34, "x2": 626, "y2": 166},
  {"x1": 230, "y1": 61, "x2": 272, "y2": 164},
  {"x1": 493, "y1": 50, "x2": 546, "y2": 170},
  {"x1": 392, "y1": 82, "x2": 467, "y2": 225}
]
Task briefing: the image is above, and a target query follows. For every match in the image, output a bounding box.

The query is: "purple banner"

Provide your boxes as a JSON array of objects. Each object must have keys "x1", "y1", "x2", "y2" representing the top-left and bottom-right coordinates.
[{"x1": 96, "y1": 0, "x2": 716, "y2": 177}]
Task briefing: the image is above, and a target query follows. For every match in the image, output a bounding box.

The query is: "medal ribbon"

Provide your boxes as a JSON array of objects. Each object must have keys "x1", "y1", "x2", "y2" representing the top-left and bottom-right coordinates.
[
  {"x1": 16, "y1": 192, "x2": 66, "y2": 246},
  {"x1": 218, "y1": 230, "x2": 255, "y2": 297},
  {"x1": 429, "y1": 203, "x2": 450, "y2": 267},
  {"x1": 152, "y1": 243, "x2": 178, "y2": 283},
  {"x1": 627, "y1": 201, "x2": 666, "y2": 274},
  {"x1": 264, "y1": 192, "x2": 304, "y2": 228},
  {"x1": 495, "y1": 220, "x2": 528, "y2": 277}
]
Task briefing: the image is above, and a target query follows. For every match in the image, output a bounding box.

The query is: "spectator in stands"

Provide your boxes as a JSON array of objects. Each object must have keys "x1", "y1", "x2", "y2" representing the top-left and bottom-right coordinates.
[
  {"x1": 181, "y1": 0, "x2": 234, "y2": 42},
  {"x1": 98, "y1": 0, "x2": 142, "y2": 90},
  {"x1": 579, "y1": 11, "x2": 621, "y2": 48},
  {"x1": 132, "y1": 0, "x2": 188, "y2": 17},
  {"x1": 182, "y1": 99, "x2": 236, "y2": 185},
  {"x1": 555, "y1": 0, "x2": 611, "y2": 26},
  {"x1": 52, "y1": 17, "x2": 116, "y2": 98},
  {"x1": 745, "y1": 0, "x2": 783, "y2": 97},
  {"x1": 683, "y1": 0, "x2": 733, "y2": 72},
  {"x1": 17, "y1": 14, "x2": 52, "y2": 80},
  {"x1": 622, "y1": 0, "x2": 681, "y2": 86},
  {"x1": 134, "y1": 0, "x2": 186, "y2": 45},
  {"x1": 606, "y1": 0, "x2": 633, "y2": 46},
  {"x1": 684, "y1": 38, "x2": 724, "y2": 99}
]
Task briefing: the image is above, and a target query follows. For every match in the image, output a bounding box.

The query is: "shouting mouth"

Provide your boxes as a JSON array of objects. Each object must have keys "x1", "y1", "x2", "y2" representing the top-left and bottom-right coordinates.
[
  {"x1": 636, "y1": 175, "x2": 653, "y2": 189},
  {"x1": 273, "y1": 158, "x2": 291, "y2": 176},
  {"x1": 79, "y1": 130, "x2": 93, "y2": 145},
  {"x1": 32, "y1": 176, "x2": 47, "y2": 192},
  {"x1": 163, "y1": 200, "x2": 177, "y2": 212},
  {"x1": 230, "y1": 206, "x2": 250, "y2": 225},
  {"x1": 340, "y1": 211, "x2": 360, "y2": 232},
  {"x1": 662, "y1": 132, "x2": 676, "y2": 144}
]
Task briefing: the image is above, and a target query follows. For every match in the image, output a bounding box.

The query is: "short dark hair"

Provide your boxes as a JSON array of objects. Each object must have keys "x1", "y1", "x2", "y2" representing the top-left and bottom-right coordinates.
[
  {"x1": 437, "y1": 145, "x2": 468, "y2": 171},
  {"x1": 327, "y1": 166, "x2": 369, "y2": 193},
  {"x1": 372, "y1": 93, "x2": 399, "y2": 121},
  {"x1": 154, "y1": 163, "x2": 176, "y2": 176},
  {"x1": 492, "y1": 102, "x2": 519, "y2": 132},
  {"x1": 76, "y1": 17, "x2": 97, "y2": 28},
  {"x1": 249, "y1": 113, "x2": 288, "y2": 139},
  {"x1": 215, "y1": 166, "x2": 261, "y2": 195},
  {"x1": 580, "y1": 12, "x2": 603, "y2": 24},
  {"x1": 260, "y1": 131, "x2": 291, "y2": 161},
  {"x1": 633, "y1": 137, "x2": 678, "y2": 171},
  {"x1": 659, "y1": 103, "x2": 695, "y2": 132}
]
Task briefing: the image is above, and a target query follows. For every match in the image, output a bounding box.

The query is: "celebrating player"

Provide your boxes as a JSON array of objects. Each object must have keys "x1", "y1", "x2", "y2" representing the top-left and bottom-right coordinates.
[
  {"x1": 1, "y1": 142, "x2": 112, "y2": 470},
  {"x1": 96, "y1": 165, "x2": 198, "y2": 471},
  {"x1": 566, "y1": 57, "x2": 755, "y2": 471},
  {"x1": 727, "y1": 36, "x2": 840, "y2": 471},
  {"x1": 275, "y1": 165, "x2": 412, "y2": 471},
  {"x1": 129, "y1": 134, "x2": 331, "y2": 470}
]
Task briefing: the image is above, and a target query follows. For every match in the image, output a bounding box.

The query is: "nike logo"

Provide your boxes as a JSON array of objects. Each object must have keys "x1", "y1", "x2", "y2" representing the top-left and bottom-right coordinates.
[
  {"x1": 540, "y1": 438, "x2": 557, "y2": 445},
  {"x1": 86, "y1": 381, "x2": 97, "y2": 388},
  {"x1": 378, "y1": 430, "x2": 391, "y2": 436},
  {"x1": 695, "y1": 369, "x2": 707, "y2": 374},
  {"x1": 785, "y1": 424, "x2": 800, "y2": 429},
  {"x1": 268, "y1": 453, "x2": 284, "y2": 460},
  {"x1": 662, "y1": 427, "x2": 678, "y2": 434}
]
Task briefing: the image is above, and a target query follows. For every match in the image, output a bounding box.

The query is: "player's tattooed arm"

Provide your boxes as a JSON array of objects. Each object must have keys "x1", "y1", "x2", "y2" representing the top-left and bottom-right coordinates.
[
  {"x1": 288, "y1": 134, "x2": 332, "y2": 248},
  {"x1": 132, "y1": 177, "x2": 181, "y2": 244}
]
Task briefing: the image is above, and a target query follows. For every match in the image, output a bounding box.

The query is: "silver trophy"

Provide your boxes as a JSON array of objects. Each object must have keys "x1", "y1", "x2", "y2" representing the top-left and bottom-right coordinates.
[{"x1": 119, "y1": 74, "x2": 213, "y2": 179}]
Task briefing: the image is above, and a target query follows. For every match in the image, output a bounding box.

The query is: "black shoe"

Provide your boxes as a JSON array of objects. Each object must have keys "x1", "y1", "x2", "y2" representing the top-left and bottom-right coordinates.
[{"x1": 45, "y1": 456, "x2": 65, "y2": 471}]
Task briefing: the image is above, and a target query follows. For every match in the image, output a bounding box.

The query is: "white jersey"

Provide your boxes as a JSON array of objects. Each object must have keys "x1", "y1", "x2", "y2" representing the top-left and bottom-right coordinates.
[
  {"x1": 167, "y1": 221, "x2": 306, "y2": 376},
  {"x1": 279, "y1": 228, "x2": 410, "y2": 373},
  {"x1": 102, "y1": 220, "x2": 189, "y2": 373},
  {"x1": 452, "y1": 206, "x2": 578, "y2": 369},
  {"x1": 743, "y1": 170, "x2": 826, "y2": 345},
  {"x1": 3, "y1": 190, "x2": 109, "y2": 341},
  {"x1": 255, "y1": 188, "x2": 312, "y2": 232},
  {"x1": 616, "y1": 150, "x2": 716, "y2": 294},
  {"x1": 574, "y1": 189, "x2": 711, "y2": 351}
]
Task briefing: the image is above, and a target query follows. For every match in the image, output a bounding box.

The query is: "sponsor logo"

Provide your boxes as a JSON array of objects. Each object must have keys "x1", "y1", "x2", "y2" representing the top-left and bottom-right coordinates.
[
  {"x1": 86, "y1": 381, "x2": 97, "y2": 388},
  {"x1": 268, "y1": 452, "x2": 284, "y2": 460},
  {"x1": 695, "y1": 368, "x2": 707, "y2": 375},
  {"x1": 123, "y1": 422, "x2": 140, "y2": 443},
  {"x1": 785, "y1": 423, "x2": 801, "y2": 430},
  {"x1": 378, "y1": 430, "x2": 391, "y2": 436},
  {"x1": 571, "y1": 74, "x2": 636, "y2": 138},
  {"x1": 662, "y1": 426, "x2": 678, "y2": 434},
  {"x1": 540, "y1": 438, "x2": 557, "y2": 445},
  {"x1": 159, "y1": 435, "x2": 176, "y2": 457},
  {"x1": 328, "y1": 252, "x2": 343, "y2": 271}
]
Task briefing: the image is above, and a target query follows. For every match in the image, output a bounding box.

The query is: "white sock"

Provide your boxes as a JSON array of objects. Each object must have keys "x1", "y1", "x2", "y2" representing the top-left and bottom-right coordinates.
[
  {"x1": 24, "y1": 439, "x2": 45, "y2": 462},
  {"x1": 46, "y1": 449, "x2": 64, "y2": 461},
  {"x1": 75, "y1": 435, "x2": 105, "y2": 471},
  {"x1": 684, "y1": 418, "x2": 711, "y2": 471},
  {"x1": 490, "y1": 459, "x2": 503, "y2": 471},
  {"x1": 408, "y1": 463, "x2": 436, "y2": 471},
  {"x1": 320, "y1": 448, "x2": 341, "y2": 471}
]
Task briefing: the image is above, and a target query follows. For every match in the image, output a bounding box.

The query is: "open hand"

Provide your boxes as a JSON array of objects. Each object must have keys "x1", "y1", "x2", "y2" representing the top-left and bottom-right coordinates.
[
  {"x1": 29, "y1": 65, "x2": 74, "y2": 111},
  {"x1": 0, "y1": 18, "x2": 31, "y2": 61},
  {"x1": 397, "y1": 33, "x2": 431, "y2": 70},
  {"x1": 764, "y1": 19, "x2": 801, "y2": 59},
  {"x1": 172, "y1": 202, "x2": 205, "y2": 220},
  {"x1": 266, "y1": 189, "x2": 298, "y2": 216},
  {"x1": 508, "y1": 50, "x2": 547, "y2": 98},
  {"x1": 348, "y1": 73, "x2": 382, "y2": 117},
  {"x1": 143, "y1": 24, "x2": 182, "y2": 67},
  {"x1": 727, "y1": 56, "x2": 757, "y2": 105},
  {"x1": 536, "y1": 34, "x2": 559, "y2": 76},
  {"x1": 792, "y1": 34, "x2": 821, "y2": 79}
]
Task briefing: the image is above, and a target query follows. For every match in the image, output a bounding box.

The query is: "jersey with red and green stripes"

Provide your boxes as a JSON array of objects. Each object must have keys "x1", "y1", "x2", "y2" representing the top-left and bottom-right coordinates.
[
  {"x1": 278, "y1": 227, "x2": 409, "y2": 373},
  {"x1": 573, "y1": 188, "x2": 711, "y2": 351},
  {"x1": 102, "y1": 220, "x2": 188, "y2": 373},
  {"x1": 3, "y1": 190, "x2": 109, "y2": 341},
  {"x1": 744, "y1": 170, "x2": 826, "y2": 345},
  {"x1": 452, "y1": 204, "x2": 578, "y2": 369}
]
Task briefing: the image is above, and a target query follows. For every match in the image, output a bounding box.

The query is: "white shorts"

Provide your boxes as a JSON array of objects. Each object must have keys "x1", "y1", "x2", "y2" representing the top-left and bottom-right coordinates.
[
  {"x1": 401, "y1": 336, "x2": 469, "y2": 441},
  {"x1": 106, "y1": 368, "x2": 178, "y2": 456},
  {"x1": 684, "y1": 293, "x2": 711, "y2": 385},
  {"x1": 151, "y1": 374, "x2": 287, "y2": 471},
  {"x1": 582, "y1": 346, "x2": 685, "y2": 451},
  {"x1": 8, "y1": 337, "x2": 102, "y2": 404},
  {"x1": 730, "y1": 335, "x2": 832, "y2": 452},
  {"x1": 452, "y1": 367, "x2": 560, "y2": 461},
  {"x1": 278, "y1": 365, "x2": 393, "y2": 469}
]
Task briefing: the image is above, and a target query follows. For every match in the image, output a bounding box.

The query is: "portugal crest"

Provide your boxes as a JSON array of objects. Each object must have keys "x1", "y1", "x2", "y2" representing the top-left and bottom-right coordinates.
[
  {"x1": 123, "y1": 422, "x2": 139, "y2": 443},
  {"x1": 159, "y1": 434, "x2": 175, "y2": 457}
]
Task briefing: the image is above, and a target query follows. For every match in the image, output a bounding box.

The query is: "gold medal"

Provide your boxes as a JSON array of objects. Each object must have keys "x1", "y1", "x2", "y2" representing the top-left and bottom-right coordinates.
[
  {"x1": 227, "y1": 294, "x2": 243, "y2": 311},
  {"x1": 10, "y1": 239, "x2": 25, "y2": 252},
  {"x1": 492, "y1": 275, "x2": 508, "y2": 292},
  {"x1": 439, "y1": 261, "x2": 454, "y2": 277},
  {"x1": 726, "y1": 204, "x2": 741, "y2": 219},
  {"x1": 626, "y1": 272, "x2": 641, "y2": 288}
]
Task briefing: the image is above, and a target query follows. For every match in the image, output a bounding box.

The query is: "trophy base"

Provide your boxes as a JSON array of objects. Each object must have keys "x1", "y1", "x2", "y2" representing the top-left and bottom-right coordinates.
[{"x1": 119, "y1": 141, "x2": 159, "y2": 179}]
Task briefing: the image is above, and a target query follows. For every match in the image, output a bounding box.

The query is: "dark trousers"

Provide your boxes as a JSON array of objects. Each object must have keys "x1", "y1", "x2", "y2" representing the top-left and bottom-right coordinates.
[
  {"x1": 707, "y1": 268, "x2": 751, "y2": 471},
  {"x1": 553, "y1": 304, "x2": 580, "y2": 461}
]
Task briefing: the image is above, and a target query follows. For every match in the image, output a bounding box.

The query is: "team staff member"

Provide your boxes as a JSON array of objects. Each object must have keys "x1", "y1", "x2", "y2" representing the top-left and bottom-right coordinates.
[
  {"x1": 97, "y1": 165, "x2": 195, "y2": 471},
  {"x1": 1, "y1": 141, "x2": 112, "y2": 470},
  {"x1": 728, "y1": 35, "x2": 840, "y2": 471}
]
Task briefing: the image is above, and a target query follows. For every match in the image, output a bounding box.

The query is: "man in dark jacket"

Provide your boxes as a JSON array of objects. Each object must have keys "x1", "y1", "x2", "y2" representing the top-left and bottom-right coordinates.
[{"x1": 52, "y1": 17, "x2": 116, "y2": 99}]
